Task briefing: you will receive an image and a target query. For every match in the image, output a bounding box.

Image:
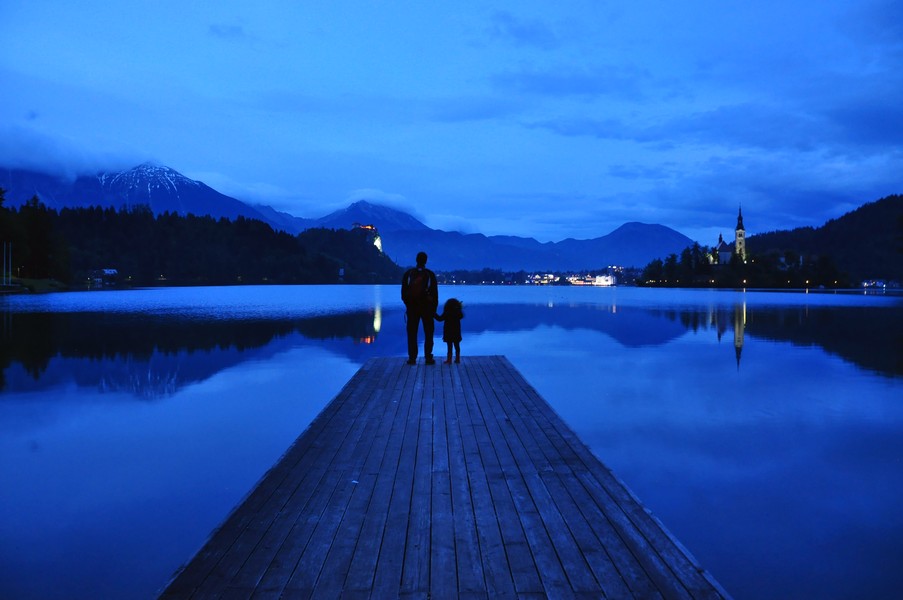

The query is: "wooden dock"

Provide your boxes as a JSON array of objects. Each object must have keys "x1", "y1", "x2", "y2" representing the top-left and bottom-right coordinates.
[{"x1": 160, "y1": 356, "x2": 728, "y2": 599}]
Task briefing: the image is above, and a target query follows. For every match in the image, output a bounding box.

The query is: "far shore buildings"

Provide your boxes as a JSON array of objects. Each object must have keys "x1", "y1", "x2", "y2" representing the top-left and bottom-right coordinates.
[{"x1": 712, "y1": 207, "x2": 747, "y2": 265}]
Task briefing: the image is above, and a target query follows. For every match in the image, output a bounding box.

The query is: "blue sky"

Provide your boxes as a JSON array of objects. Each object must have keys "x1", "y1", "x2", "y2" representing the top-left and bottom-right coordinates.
[{"x1": 1, "y1": 1, "x2": 900, "y2": 243}]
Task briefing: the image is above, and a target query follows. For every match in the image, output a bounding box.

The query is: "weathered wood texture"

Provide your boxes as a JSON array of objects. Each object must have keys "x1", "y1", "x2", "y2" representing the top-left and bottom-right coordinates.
[{"x1": 160, "y1": 356, "x2": 728, "y2": 599}]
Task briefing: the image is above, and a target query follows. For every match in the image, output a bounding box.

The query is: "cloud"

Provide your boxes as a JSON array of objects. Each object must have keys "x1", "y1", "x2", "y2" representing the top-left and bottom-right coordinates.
[
  {"x1": 492, "y1": 65, "x2": 648, "y2": 100},
  {"x1": 842, "y1": 0, "x2": 903, "y2": 46},
  {"x1": 208, "y1": 23, "x2": 251, "y2": 41},
  {"x1": 428, "y1": 96, "x2": 524, "y2": 123},
  {"x1": 488, "y1": 11, "x2": 560, "y2": 50},
  {"x1": 0, "y1": 126, "x2": 146, "y2": 179},
  {"x1": 462, "y1": 191, "x2": 636, "y2": 242},
  {"x1": 344, "y1": 188, "x2": 425, "y2": 220},
  {"x1": 525, "y1": 116, "x2": 631, "y2": 140},
  {"x1": 670, "y1": 104, "x2": 824, "y2": 152},
  {"x1": 527, "y1": 96, "x2": 902, "y2": 157},
  {"x1": 825, "y1": 99, "x2": 903, "y2": 148},
  {"x1": 676, "y1": 95, "x2": 903, "y2": 154},
  {"x1": 644, "y1": 152, "x2": 901, "y2": 240},
  {"x1": 429, "y1": 214, "x2": 478, "y2": 234},
  {"x1": 608, "y1": 163, "x2": 676, "y2": 182},
  {"x1": 209, "y1": 24, "x2": 242, "y2": 39}
]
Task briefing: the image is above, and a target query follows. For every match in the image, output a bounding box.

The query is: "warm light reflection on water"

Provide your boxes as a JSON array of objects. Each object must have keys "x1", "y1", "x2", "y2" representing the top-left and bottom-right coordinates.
[{"x1": 1, "y1": 285, "x2": 901, "y2": 600}]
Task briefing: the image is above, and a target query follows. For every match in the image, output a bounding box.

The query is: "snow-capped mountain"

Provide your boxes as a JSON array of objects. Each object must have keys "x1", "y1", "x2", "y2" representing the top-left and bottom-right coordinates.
[
  {"x1": 1, "y1": 162, "x2": 320, "y2": 233},
  {"x1": 0, "y1": 164, "x2": 419, "y2": 234},
  {"x1": 2, "y1": 162, "x2": 288, "y2": 226},
  {"x1": 97, "y1": 163, "x2": 201, "y2": 200}
]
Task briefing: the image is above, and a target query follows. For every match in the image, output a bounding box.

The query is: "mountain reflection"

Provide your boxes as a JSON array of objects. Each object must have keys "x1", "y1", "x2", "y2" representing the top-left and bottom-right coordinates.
[
  {"x1": 1, "y1": 301, "x2": 899, "y2": 397},
  {"x1": 0, "y1": 311, "x2": 383, "y2": 398}
]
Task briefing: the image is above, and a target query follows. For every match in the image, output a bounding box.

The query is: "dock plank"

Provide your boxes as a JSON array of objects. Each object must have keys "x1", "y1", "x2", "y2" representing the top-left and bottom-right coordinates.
[{"x1": 160, "y1": 356, "x2": 728, "y2": 599}]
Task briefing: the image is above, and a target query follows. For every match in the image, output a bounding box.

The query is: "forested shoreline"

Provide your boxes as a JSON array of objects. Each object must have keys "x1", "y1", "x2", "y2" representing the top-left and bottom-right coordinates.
[
  {"x1": 0, "y1": 192, "x2": 402, "y2": 288},
  {"x1": 2, "y1": 188, "x2": 900, "y2": 291},
  {"x1": 638, "y1": 242, "x2": 852, "y2": 288},
  {"x1": 640, "y1": 194, "x2": 903, "y2": 288}
]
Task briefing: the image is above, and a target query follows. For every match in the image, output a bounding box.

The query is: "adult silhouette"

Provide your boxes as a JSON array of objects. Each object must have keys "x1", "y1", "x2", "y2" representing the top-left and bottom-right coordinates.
[{"x1": 400, "y1": 251, "x2": 438, "y2": 364}]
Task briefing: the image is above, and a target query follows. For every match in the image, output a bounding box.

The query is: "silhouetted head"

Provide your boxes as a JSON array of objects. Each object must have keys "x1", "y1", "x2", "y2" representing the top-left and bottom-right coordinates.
[
  {"x1": 416, "y1": 251, "x2": 427, "y2": 267},
  {"x1": 443, "y1": 298, "x2": 463, "y2": 317}
]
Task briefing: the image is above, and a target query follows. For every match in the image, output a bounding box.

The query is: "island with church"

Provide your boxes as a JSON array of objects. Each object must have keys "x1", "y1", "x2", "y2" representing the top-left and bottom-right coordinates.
[{"x1": 639, "y1": 205, "x2": 863, "y2": 288}]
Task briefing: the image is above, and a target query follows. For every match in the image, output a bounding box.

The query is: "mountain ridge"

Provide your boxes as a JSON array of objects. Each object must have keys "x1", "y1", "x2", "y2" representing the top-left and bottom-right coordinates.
[
  {"x1": 1, "y1": 163, "x2": 693, "y2": 270},
  {"x1": 1, "y1": 162, "x2": 275, "y2": 224}
]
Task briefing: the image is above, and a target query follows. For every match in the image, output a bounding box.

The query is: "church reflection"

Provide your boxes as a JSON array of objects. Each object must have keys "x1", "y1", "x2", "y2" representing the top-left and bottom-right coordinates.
[
  {"x1": 661, "y1": 302, "x2": 748, "y2": 369},
  {"x1": 734, "y1": 302, "x2": 746, "y2": 370},
  {"x1": 658, "y1": 299, "x2": 903, "y2": 377},
  {"x1": 711, "y1": 302, "x2": 747, "y2": 370}
]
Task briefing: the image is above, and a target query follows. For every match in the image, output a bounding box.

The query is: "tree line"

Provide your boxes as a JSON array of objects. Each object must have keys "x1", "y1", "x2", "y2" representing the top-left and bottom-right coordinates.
[
  {"x1": 639, "y1": 242, "x2": 850, "y2": 288},
  {"x1": 640, "y1": 195, "x2": 903, "y2": 288},
  {"x1": 0, "y1": 190, "x2": 403, "y2": 288}
]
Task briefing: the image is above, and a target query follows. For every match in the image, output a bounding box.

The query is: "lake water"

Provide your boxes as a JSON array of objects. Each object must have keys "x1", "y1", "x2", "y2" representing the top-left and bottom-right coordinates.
[{"x1": 1, "y1": 285, "x2": 901, "y2": 599}]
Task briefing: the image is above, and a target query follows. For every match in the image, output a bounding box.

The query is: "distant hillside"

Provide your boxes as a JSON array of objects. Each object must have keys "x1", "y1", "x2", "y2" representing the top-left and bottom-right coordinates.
[
  {"x1": 553, "y1": 222, "x2": 695, "y2": 271},
  {"x1": 377, "y1": 221, "x2": 693, "y2": 271},
  {"x1": 315, "y1": 200, "x2": 430, "y2": 232},
  {"x1": 250, "y1": 203, "x2": 316, "y2": 233},
  {"x1": 749, "y1": 194, "x2": 903, "y2": 282},
  {"x1": 317, "y1": 201, "x2": 693, "y2": 270},
  {"x1": 1, "y1": 163, "x2": 694, "y2": 271}
]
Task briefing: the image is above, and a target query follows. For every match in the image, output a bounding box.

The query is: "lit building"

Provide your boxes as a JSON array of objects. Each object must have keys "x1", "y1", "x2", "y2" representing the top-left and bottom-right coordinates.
[
  {"x1": 735, "y1": 206, "x2": 746, "y2": 262},
  {"x1": 566, "y1": 274, "x2": 616, "y2": 286},
  {"x1": 715, "y1": 234, "x2": 733, "y2": 265},
  {"x1": 530, "y1": 273, "x2": 559, "y2": 285},
  {"x1": 712, "y1": 206, "x2": 747, "y2": 264},
  {"x1": 354, "y1": 223, "x2": 383, "y2": 253}
]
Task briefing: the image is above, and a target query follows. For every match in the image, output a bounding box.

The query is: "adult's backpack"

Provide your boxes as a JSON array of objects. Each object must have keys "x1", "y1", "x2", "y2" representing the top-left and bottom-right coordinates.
[{"x1": 405, "y1": 269, "x2": 431, "y2": 305}]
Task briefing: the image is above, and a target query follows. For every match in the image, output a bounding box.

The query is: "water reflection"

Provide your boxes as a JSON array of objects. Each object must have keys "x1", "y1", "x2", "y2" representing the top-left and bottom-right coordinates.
[
  {"x1": 0, "y1": 310, "x2": 386, "y2": 398},
  {"x1": 1, "y1": 288, "x2": 901, "y2": 600},
  {"x1": 2, "y1": 300, "x2": 900, "y2": 398},
  {"x1": 649, "y1": 302, "x2": 902, "y2": 377},
  {"x1": 0, "y1": 345, "x2": 359, "y2": 600}
]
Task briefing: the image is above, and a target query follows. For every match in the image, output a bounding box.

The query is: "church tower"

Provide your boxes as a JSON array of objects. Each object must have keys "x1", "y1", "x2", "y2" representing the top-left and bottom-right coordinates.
[{"x1": 735, "y1": 206, "x2": 746, "y2": 262}]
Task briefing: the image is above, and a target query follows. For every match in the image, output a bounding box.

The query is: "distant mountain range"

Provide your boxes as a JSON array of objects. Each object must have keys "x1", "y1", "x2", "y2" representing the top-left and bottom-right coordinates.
[
  {"x1": 0, "y1": 163, "x2": 694, "y2": 270},
  {"x1": 0, "y1": 163, "x2": 288, "y2": 225},
  {"x1": 310, "y1": 200, "x2": 694, "y2": 270}
]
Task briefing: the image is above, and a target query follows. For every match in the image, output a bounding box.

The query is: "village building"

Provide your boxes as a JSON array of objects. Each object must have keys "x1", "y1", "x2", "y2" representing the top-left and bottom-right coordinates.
[{"x1": 89, "y1": 268, "x2": 119, "y2": 288}]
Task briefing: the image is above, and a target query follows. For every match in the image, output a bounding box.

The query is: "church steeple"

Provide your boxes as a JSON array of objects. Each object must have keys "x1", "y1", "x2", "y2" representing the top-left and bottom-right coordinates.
[{"x1": 735, "y1": 205, "x2": 746, "y2": 262}]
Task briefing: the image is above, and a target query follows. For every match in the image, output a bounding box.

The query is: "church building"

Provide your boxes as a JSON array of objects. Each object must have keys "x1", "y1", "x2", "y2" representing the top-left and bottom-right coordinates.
[{"x1": 713, "y1": 207, "x2": 747, "y2": 264}]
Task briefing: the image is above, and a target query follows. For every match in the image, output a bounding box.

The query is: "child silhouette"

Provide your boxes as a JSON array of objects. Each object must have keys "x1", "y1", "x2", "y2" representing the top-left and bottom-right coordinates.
[{"x1": 435, "y1": 298, "x2": 464, "y2": 364}]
